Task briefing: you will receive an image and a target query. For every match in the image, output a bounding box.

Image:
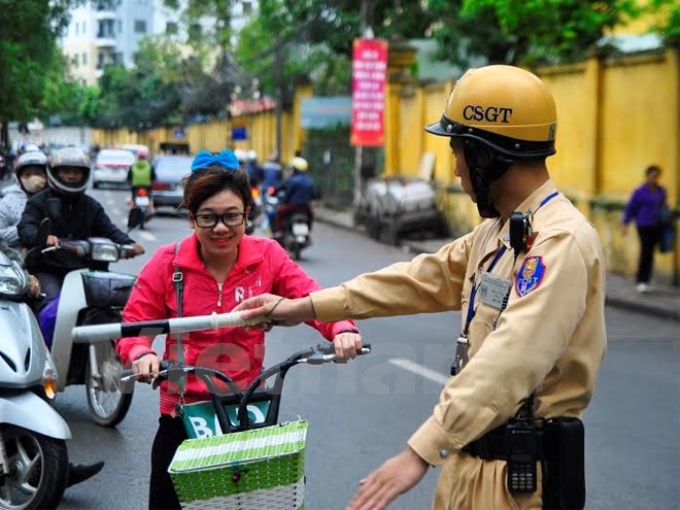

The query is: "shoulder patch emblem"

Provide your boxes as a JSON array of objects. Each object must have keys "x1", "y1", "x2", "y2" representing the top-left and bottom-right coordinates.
[{"x1": 515, "y1": 256, "x2": 546, "y2": 297}]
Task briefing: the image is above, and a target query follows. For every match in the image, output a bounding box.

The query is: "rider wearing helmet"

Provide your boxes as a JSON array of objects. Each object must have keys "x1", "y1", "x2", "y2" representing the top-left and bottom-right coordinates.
[
  {"x1": 18, "y1": 147, "x2": 145, "y2": 311},
  {"x1": 127, "y1": 150, "x2": 156, "y2": 204},
  {"x1": 0, "y1": 151, "x2": 48, "y2": 247},
  {"x1": 273, "y1": 156, "x2": 318, "y2": 238}
]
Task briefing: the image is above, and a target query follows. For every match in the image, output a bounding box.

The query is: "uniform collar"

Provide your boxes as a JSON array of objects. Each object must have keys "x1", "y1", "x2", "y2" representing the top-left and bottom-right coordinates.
[
  {"x1": 174, "y1": 233, "x2": 264, "y2": 273},
  {"x1": 497, "y1": 179, "x2": 559, "y2": 250}
]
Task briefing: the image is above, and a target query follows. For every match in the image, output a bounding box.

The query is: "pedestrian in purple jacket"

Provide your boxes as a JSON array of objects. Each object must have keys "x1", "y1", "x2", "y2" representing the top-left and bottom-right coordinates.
[{"x1": 622, "y1": 165, "x2": 668, "y2": 293}]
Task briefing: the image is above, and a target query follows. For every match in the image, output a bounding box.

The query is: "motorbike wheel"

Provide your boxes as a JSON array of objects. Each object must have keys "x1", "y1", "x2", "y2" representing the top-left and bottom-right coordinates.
[
  {"x1": 292, "y1": 244, "x2": 302, "y2": 261},
  {"x1": 0, "y1": 425, "x2": 68, "y2": 510},
  {"x1": 85, "y1": 341, "x2": 134, "y2": 427}
]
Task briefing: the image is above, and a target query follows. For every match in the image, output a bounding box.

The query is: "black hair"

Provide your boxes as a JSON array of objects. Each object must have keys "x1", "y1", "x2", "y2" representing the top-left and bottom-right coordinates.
[
  {"x1": 645, "y1": 165, "x2": 661, "y2": 177},
  {"x1": 182, "y1": 165, "x2": 253, "y2": 216}
]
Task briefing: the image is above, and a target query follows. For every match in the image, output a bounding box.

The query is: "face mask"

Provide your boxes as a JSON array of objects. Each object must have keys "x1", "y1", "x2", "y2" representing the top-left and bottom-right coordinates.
[{"x1": 21, "y1": 174, "x2": 47, "y2": 194}]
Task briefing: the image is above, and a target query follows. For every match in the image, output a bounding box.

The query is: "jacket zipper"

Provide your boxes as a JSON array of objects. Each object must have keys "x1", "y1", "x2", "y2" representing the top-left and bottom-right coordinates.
[{"x1": 217, "y1": 282, "x2": 223, "y2": 307}]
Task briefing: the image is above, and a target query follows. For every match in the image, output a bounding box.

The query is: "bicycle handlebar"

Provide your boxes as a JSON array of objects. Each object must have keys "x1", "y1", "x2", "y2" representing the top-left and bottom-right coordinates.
[{"x1": 119, "y1": 342, "x2": 371, "y2": 432}]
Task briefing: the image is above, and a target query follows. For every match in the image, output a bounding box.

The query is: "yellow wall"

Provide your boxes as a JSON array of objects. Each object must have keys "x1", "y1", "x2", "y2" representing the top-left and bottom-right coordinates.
[{"x1": 93, "y1": 48, "x2": 680, "y2": 282}]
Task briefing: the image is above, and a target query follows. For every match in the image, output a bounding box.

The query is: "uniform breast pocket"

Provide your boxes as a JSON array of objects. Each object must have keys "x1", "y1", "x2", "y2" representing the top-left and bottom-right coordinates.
[{"x1": 468, "y1": 303, "x2": 499, "y2": 358}]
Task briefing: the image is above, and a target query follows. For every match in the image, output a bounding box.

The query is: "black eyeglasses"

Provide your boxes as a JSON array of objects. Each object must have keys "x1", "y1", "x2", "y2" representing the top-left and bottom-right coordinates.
[{"x1": 194, "y1": 212, "x2": 246, "y2": 228}]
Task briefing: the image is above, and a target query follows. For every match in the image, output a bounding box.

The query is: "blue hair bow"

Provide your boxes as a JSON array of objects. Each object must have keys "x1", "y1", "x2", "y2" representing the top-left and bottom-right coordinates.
[{"x1": 191, "y1": 149, "x2": 239, "y2": 172}]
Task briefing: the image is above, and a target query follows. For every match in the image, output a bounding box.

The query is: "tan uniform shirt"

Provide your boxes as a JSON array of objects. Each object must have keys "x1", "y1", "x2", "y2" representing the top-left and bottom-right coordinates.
[{"x1": 312, "y1": 180, "x2": 607, "y2": 509}]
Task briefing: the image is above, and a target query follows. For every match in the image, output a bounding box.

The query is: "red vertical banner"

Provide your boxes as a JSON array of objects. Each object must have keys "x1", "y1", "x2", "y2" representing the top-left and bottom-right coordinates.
[{"x1": 351, "y1": 38, "x2": 388, "y2": 147}]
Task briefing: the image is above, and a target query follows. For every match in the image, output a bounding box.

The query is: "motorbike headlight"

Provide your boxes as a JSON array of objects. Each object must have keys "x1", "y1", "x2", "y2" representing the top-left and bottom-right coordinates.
[
  {"x1": 91, "y1": 242, "x2": 120, "y2": 262},
  {"x1": 0, "y1": 264, "x2": 28, "y2": 296}
]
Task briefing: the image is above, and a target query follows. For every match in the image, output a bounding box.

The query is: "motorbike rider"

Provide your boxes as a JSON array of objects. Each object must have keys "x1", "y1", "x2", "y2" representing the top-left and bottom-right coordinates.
[
  {"x1": 17, "y1": 147, "x2": 145, "y2": 340},
  {"x1": 127, "y1": 150, "x2": 156, "y2": 203},
  {"x1": 0, "y1": 236, "x2": 106, "y2": 488},
  {"x1": 0, "y1": 151, "x2": 48, "y2": 248},
  {"x1": 273, "y1": 156, "x2": 317, "y2": 239}
]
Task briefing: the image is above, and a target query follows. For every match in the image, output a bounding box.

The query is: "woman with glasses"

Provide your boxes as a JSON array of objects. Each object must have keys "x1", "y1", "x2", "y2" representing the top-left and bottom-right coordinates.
[{"x1": 115, "y1": 149, "x2": 363, "y2": 510}]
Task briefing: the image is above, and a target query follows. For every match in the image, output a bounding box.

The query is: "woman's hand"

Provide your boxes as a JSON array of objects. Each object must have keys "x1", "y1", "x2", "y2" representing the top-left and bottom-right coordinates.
[
  {"x1": 233, "y1": 294, "x2": 315, "y2": 327},
  {"x1": 131, "y1": 352, "x2": 161, "y2": 381},
  {"x1": 332, "y1": 331, "x2": 363, "y2": 363},
  {"x1": 27, "y1": 274, "x2": 40, "y2": 298}
]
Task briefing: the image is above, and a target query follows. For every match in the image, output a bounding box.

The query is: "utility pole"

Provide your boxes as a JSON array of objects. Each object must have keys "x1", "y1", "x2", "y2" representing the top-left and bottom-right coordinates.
[
  {"x1": 354, "y1": 0, "x2": 375, "y2": 219},
  {"x1": 275, "y1": 37, "x2": 283, "y2": 161}
]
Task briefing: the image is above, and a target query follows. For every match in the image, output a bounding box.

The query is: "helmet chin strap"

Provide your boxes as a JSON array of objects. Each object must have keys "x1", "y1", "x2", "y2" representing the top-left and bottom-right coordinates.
[{"x1": 463, "y1": 141, "x2": 513, "y2": 218}]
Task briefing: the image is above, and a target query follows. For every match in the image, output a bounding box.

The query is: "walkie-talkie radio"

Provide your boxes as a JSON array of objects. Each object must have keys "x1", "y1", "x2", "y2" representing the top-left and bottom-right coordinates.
[
  {"x1": 509, "y1": 211, "x2": 532, "y2": 257},
  {"x1": 506, "y1": 419, "x2": 539, "y2": 493}
]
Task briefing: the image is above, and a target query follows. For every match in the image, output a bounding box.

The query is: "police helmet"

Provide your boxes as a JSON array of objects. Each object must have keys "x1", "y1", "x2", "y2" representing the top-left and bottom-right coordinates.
[
  {"x1": 247, "y1": 150, "x2": 258, "y2": 162},
  {"x1": 289, "y1": 157, "x2": 309, "y2": 172},
  {"x1": 14, "y1": 151, "x2": 48, "y2": 179},
  {"x1": 425, "y1": 65, "x2": 557, "y2": 159},
  {"x1": 47, "y1": 147, "x2": 91, "y2": 195}
]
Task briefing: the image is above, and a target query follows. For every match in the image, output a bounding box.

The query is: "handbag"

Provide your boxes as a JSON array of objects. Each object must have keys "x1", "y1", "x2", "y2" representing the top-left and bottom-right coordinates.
[{"x1": 659, "y1": 224, "x2": 675, "y2": 253}]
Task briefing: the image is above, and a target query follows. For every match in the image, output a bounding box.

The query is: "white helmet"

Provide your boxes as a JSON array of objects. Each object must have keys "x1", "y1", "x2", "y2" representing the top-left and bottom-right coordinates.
[
  {"x1": 234, "y1": 149, "x2": 247, "y2": 163},
  {"x1": 247, "y1": 150, "x2": 257, "y2": 162}
]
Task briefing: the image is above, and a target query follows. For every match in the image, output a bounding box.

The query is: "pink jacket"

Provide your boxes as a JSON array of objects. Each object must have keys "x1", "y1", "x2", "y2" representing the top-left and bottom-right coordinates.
[{"x1": 116, "y1": 233, "x2": 358, "y2": 415}]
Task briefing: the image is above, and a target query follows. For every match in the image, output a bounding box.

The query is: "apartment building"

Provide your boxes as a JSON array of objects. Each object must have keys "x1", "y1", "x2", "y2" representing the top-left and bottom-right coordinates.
[
  {"x1": 61, "y1": 0, "x2": 154, "y2": 85},
  {"x1": 62, "y1": 0, "x2": 257, "y2": 86}
]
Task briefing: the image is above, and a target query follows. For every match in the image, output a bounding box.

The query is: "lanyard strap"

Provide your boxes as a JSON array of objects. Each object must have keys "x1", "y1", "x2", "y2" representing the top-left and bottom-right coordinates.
[
  {"x1": 464, "y1": 245, "x2": 507, "y2": 334},
  {"x1": 463, "y1": 190, "x2": 559, "y2": 334}
]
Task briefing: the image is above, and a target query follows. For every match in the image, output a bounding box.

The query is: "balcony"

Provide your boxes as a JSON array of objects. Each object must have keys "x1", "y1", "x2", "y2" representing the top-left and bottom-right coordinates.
[
  {"x1": 95, "y1": 33, "x2": 116, "y2": 47},
  {"x1": 94, "y1": 9, "x2": 117, "y2": 21}
]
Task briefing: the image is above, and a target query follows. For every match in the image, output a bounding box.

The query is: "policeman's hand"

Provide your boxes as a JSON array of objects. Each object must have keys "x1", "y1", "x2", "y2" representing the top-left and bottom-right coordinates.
[
  {"x1": 332, "y1": 332, "x2": 363, "y2": 363},
  {"x1": 46, "y1": 235, "x2": 59, "y2": 247},
  {"x1": 347, "y1": 448, "x2": 429, "y2": 510},
  {"x1": 131, "y1": 353, "x2": 161, "y2": 381},
  {"x1": 233, "y1": 294, "x2": 315, "y2": 327}
]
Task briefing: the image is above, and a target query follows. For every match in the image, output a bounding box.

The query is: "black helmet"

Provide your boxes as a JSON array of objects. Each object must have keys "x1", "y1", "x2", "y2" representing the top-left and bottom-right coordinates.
[{"x1": 47, "y1": 147, "x2": 91, "y2": 195}]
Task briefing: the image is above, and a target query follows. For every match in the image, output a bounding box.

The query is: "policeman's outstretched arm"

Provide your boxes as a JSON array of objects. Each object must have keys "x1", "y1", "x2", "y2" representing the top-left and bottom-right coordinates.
[{"x1": 235, "y1": 293, "x2": 315, "y2": 327}]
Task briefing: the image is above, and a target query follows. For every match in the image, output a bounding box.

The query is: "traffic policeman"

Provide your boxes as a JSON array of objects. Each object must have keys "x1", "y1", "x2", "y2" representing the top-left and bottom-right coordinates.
[{"x1": 235, "y1": 64, "x2": 607, "y2": 510}]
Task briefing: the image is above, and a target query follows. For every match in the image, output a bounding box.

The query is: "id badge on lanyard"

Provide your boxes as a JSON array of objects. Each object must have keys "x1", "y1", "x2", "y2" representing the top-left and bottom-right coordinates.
[{"x1": 452, "y1": 250, "x2": 512, "y2": 376}]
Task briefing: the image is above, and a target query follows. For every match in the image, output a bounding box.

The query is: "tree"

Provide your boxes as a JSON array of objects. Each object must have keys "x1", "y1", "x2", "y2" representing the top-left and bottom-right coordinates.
[
  {"x1": 0, "y1": 0, "x2": 83, "y2": 147},
  {"x1": 428, "y1": 0, "x2": 644, "y2": 67}
]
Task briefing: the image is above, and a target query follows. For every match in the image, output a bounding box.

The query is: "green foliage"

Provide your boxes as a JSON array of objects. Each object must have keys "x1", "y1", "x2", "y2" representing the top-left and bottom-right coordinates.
[
  {"x1": 428, "y1": 0, "x2": 643, "y2": 67},
  {"x1": 0, "y1": 0, "x2": 84, "y2": 128},
  {"x1": 647, "y1": 0, "x2": 680, "y2": 47}
]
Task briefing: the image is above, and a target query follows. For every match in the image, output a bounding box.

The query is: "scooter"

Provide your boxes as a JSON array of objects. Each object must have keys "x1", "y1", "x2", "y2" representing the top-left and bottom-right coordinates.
[
  {"x1": 43, "y1": 208, "x2": 144, "y2": 427},
  {"x1": 0, "y1": 249, "x2": 72, "y2": 509},
  {"x1": 127, "y1": 187, "x2": 154, "y2": 229},
  {"x1": 266, "y1": 188, "x2": 312, "y2": 260}
]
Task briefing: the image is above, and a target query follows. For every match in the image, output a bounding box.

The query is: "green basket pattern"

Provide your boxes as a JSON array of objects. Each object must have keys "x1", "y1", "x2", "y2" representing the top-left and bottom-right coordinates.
[{"x1": 169, "y1": 420, "x2": 308, "y2": 509}]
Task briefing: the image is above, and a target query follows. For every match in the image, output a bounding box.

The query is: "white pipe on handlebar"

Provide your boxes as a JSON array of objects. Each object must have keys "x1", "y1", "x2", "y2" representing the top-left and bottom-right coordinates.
[{"x1": 72, "y1": 312, "x2": 262, "y2": 343}]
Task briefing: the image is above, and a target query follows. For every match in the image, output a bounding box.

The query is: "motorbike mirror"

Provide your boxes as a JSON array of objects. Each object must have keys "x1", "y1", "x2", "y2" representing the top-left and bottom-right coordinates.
[
  {"x1": 37, "y1": 218, "x2": 52, "y2": 245},
  {"x1": 127, "y1": 207, "x2": 144, "y2": 231},
  {"x1": 46, "y1": 197, "x2": 62, "y2": 219}
]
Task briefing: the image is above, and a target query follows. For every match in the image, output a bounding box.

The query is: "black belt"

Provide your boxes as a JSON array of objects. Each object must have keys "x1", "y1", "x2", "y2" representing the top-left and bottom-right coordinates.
[{"x1": 462, "y1": 423, "x2": 544, "y2": 461}]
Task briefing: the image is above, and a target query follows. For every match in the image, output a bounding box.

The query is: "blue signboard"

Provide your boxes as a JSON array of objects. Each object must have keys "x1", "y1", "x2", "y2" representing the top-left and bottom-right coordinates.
[
  {"x1": 232, "y1": 126, "x2": 248, "y2": 140},
  {"x1": 301, "y1": 96, "x2": 352, "y2": 129}
]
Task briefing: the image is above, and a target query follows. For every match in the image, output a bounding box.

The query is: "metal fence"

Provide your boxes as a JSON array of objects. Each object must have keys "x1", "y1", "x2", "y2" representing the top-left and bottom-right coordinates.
[{"x1": 303, "y1": 129, "x2": 355, "y2": 208}]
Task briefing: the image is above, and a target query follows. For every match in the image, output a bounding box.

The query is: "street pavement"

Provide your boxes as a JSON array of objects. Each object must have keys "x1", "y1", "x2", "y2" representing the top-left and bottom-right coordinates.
[{"x1": 314, "y1": 205, "x2": 680, "y2": 322}]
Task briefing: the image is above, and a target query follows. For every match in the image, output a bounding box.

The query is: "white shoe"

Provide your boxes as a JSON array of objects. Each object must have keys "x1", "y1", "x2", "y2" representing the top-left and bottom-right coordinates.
[{"x1": 636, "y1": 283, "x2": 651, "y2": 293}]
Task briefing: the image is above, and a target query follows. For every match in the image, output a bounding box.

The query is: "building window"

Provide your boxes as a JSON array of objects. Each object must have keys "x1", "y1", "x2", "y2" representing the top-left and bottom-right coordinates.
[
  {"x1": 72, "y1": 54, "x2": 79, "y2": 66},
  {"x1": 188, "y1": 23, "x2": 201, "y2": 40},
  {"x1": 242, "y1": 1, "x2": 253, "y2": 15},
  {"x1": 83, "y1": 21, "x2": 87, "y2": 34},
  {"x1": 118, "y1": 20, "x2": 122, "y2": 33},
  {"x1": 134, "y1": 20, "x2": 147, "y2": 34},
  {"x1": 82, "y1": 53, "x2": 88, "y2": 65},
  {"x1": 166, "y1": 22, "x2": 178, "y2": 35}
]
